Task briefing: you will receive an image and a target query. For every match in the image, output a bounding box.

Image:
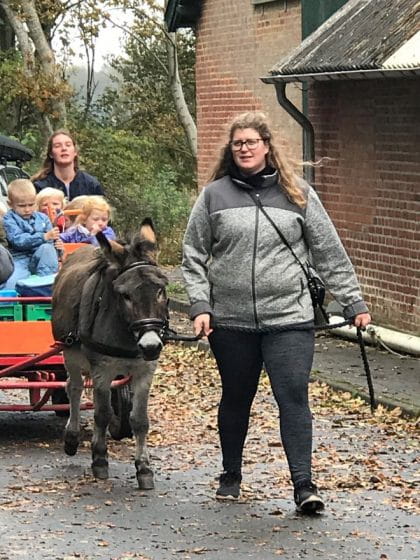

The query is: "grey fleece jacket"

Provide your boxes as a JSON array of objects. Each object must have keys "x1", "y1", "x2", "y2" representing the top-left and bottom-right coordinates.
[{"x1": 182, "y1": 172, "x2": 368, "y2": 331}]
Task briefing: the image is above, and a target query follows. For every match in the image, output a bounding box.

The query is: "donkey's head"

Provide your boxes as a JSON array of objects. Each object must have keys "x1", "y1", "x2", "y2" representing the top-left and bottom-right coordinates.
[{"x1": 97, "y1": 219, "x2": 169, "y2": 361}]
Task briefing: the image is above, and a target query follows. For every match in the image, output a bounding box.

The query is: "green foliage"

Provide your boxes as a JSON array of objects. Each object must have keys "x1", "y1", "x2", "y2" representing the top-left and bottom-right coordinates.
[
  {"x1": 0, "y1": 50, "x2": 21, "y2": 105},
  {"x1": 167, "y1": 281, "x2": 188, "y2": 302},
  {"x1": 0, "y1": 1, "x2": 197, "y2": 264},
  {"x1": 94, "y1": 24, "x2": 196, "y2": 189},
  {"x1": 74, "y1": 124, "x2": 192, "y2": 263},
  {"x1": 82, "y1": 18, "x2": 197, "y2": 262}
]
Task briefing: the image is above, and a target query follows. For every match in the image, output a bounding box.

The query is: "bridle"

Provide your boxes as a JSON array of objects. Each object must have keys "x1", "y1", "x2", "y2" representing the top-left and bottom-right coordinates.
[{"x1": 119, "y1": 261, "x2": 202, "y2": 344}]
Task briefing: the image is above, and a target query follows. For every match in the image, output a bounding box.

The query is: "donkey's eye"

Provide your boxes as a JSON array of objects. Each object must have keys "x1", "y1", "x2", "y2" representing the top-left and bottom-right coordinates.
[{"x1": 121, "y1": 293, "x2": 131, "y2": 303}]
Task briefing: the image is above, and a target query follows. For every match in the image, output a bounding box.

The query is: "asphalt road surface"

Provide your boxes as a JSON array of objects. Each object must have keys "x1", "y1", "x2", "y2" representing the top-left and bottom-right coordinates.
[{"x1": 0, "y1": 344, "x2": 418, "y2": 560}]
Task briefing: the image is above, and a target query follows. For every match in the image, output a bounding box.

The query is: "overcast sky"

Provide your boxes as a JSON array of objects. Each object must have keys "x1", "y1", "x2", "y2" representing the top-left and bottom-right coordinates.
[{"x1": 54, "y1": 8, "x2": 134, "y2": 71}]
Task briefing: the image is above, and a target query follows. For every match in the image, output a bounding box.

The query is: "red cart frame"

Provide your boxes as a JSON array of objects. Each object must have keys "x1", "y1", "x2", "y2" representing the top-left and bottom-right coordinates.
[{"x1": 0, "y1": 296, "x2": 130, "y2": 413}]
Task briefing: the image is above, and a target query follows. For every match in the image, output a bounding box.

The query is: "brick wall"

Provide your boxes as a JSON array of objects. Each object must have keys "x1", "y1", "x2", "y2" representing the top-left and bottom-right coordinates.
[
  {"x1": 196, "y1": 0, "x2": 302, "y2": 186},
  {"x1": 310, "y1": 78, "x2": 420, "y2": 334}
]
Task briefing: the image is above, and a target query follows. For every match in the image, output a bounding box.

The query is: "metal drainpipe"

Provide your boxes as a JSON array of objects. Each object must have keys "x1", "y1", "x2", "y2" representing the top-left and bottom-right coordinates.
[{"x1": 274, "y1": 82, "x2": 315, "y2": 185}]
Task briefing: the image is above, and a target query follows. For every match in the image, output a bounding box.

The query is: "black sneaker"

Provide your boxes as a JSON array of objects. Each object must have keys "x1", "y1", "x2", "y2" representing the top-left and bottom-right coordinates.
[
  {"x1": 294, "y1": 482, "x2": 325, "y2": 513},
  {"x1": 216, "y1": 471, "x2": 242, "y2": 500}
]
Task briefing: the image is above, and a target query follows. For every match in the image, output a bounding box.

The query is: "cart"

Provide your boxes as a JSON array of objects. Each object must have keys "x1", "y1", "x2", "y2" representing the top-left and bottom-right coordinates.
[{"x1": 0, "y1": 295, "x2": 133, "y2": 439}]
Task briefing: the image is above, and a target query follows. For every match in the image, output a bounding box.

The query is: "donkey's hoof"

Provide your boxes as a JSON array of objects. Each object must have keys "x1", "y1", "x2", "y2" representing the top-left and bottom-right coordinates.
[
  {"x1": 136, "y1": 466, "x2": 154, "y2": 489},
  {"x1": 137, "y1": 472, "x2": 155, "y2": 490},
  {"x1": 92, "y1": 459, "x2": 109, "y2": 480},
  {"x1": 92, "y1": 465, "x2": 109, "y2": 480},
  {"x1": 64, "y1": 432, "x2": 79, "y2": 456}
]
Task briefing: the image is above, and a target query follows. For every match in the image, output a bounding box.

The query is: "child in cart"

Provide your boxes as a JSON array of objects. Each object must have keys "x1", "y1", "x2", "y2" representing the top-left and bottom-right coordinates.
[
  {"x1": 2, "y1": 179, "x2": 59, "y2": 290},
  {"x1": 60, "y1": 195, "x2": 88, "y2": 230},
  {"x1": 36, "y1": 187, "x2": 66, "y2": 222},
  {"x1": 36, "y1": 187, "x2": 66, "y2": 252},
  {"x1": 59, "y1": 195, "x2": 116, "y2": 245}
]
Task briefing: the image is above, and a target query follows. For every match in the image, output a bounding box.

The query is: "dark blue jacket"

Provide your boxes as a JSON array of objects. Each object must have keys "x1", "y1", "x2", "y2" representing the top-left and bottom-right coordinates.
[{"x1": 34, "y1": 170, "x2": 104, "y2": 200}]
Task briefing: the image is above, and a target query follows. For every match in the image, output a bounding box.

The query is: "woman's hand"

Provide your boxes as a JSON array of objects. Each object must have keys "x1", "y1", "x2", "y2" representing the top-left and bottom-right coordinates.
[
  {"x1": 353, "y1": 312, "x2": 372, "y2": 329},
  {"x1": 193, "y1": 313, "x2": 213, "y2": 337}
]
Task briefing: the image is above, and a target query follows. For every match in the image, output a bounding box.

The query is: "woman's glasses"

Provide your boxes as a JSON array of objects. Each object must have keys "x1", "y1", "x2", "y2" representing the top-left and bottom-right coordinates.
[{"x1": 230, "y1": 138, "x2": 264, "y2": 151}]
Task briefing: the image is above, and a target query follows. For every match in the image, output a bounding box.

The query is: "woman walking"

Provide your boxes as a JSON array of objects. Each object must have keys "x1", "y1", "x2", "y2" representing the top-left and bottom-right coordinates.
[{"x1": 182, "y1": 112, "x2": 371, "y2": 513}]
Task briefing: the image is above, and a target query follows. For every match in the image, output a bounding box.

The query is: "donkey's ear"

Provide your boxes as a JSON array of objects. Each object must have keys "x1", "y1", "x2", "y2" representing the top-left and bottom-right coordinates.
[
  {"x1": 139, "y1": 218, "x2": 156, "y2": 242},
  {"x1": 132, "y1": 218, "x2": 158, "y2": 262},
  {"x1": 96, "y1": 232, "x2": 127, "y2": 264}
]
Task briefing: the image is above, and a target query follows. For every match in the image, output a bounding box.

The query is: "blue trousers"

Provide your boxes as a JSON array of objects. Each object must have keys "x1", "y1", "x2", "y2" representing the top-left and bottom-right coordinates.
[{"x1": 3, "y1": 243, "x2": 59, "y2": 290}]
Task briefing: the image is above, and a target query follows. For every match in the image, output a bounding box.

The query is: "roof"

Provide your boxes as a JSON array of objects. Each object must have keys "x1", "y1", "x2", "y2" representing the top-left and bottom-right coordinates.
[
  {"x1": 164, "y1": 0, "x2": 202, "y2": 32},
  {"x1": 0, "y1": 135, "x2": 33, "y2": 163},
  {"x1": 264, "y1": 0, "x2": 420, "y2": 83}
]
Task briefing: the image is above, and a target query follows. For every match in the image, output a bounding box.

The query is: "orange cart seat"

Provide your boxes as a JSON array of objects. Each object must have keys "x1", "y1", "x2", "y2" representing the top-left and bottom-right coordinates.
[
  {"x1": 62, "y1": 242, "x2": 87, "y2": 259},
  {"x1": 0, "y1": 322, "x2": 56, "y2": 355}
]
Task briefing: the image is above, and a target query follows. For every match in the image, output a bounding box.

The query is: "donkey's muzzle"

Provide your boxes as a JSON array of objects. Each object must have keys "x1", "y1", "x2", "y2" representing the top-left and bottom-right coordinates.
[{"x1": 137, "y1": 331, "x2": 163, "y2": 361}]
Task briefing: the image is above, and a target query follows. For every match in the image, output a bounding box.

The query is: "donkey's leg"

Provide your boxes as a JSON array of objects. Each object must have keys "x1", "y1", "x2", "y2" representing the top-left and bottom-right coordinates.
[
  {"x1": 130, "y1": 360, "x2": 156, "y2": 489},
  {"x1": 63, "y1": 347, "x2": 88, "y2": 456},
  {"x1": 91, "y1": 361, "x2": 115, "y2": 480}
]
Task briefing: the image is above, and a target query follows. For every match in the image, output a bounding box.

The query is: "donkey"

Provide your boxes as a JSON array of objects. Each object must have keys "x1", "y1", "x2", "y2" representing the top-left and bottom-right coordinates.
[{"x1": 51, "y1": 219, "x2": 168, "y2": 489}]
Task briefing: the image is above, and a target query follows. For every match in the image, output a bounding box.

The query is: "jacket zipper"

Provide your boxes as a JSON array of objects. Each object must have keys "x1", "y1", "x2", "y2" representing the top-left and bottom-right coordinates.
[{"x1": 251, "y1": 194, "x2": 260, "y2": 328}]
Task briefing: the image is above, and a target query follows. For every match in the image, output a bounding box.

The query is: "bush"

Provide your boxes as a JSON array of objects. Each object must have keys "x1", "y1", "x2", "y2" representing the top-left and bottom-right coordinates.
[{"x1": 75, "y1": 126, "x2": 193, "y2": 263}]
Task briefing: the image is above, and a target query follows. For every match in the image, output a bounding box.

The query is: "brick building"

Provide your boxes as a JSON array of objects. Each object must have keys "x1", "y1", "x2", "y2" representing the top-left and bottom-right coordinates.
[
  {"x1": 165, "y1": 0, "x2": 420, "y2": 335},
  {"x1": 168, "y1": 0, "x2": 306, "y2": 185}
]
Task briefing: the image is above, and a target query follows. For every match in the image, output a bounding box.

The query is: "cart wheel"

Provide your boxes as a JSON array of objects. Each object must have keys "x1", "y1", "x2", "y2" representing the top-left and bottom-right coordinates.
[{"x1": 109, "y1": 383, "x2": 133, "y2": 440}]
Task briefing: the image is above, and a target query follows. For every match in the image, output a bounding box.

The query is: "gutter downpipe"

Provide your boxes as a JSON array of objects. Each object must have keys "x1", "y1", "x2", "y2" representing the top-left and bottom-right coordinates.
[{"x1": 274, "y1": 81, "x2": 315, "y2": 185}]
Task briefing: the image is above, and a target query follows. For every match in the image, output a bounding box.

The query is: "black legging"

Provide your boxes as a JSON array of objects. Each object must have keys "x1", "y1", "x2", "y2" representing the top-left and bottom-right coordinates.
[{"x1": 208, "y1": 328, "x2": 315, "y2": 486}]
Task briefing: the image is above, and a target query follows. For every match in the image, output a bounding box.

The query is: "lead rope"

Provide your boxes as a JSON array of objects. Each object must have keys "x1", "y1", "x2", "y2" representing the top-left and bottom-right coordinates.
[
  {"x1": 166, "y1": 314, "x2": 377, "y2": 412},
  {"x1": 312, "y1": 317, "x2": 376, "y2": 412},
  {"x1": 356, "y1": 326, "x2": 376, "y2": 412}
]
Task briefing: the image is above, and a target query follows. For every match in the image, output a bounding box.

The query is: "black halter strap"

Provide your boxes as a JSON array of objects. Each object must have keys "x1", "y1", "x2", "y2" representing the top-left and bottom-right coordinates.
[{"x1": 118, "y1": 260, "x2": 157, "y2": 275}]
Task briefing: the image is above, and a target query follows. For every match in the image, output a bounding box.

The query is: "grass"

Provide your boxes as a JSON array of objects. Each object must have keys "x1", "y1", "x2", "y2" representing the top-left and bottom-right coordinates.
[{"x1": 167, "y1": 281, "x2": 188, "y2": 302}]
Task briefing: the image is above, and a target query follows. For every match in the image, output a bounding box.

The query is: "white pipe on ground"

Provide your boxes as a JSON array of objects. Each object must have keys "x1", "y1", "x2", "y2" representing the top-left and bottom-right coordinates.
[{"x1": 327, "y1": 316, "x2": 420, "y2": 357}]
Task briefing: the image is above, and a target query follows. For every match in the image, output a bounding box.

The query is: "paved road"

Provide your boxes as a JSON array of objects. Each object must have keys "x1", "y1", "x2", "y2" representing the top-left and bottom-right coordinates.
[{"x1": 0, "y1": 343, "x2": 418, "y2": 560}]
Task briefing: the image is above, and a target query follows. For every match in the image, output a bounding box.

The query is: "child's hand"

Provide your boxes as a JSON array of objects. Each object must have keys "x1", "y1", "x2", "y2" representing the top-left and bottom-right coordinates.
[
  {"x1": 44, "y1": 227, "x2": 60, "y2": 241},
  {"x1": 54, "y1": 239, "x2": 64, "y2": 250},
  {"x1": 89, "y1": 223, "x2": 103, "y2": 235}
]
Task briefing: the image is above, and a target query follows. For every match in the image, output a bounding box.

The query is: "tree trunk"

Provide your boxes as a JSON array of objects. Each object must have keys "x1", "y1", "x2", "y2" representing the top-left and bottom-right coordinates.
[
  {"x1": 0, "y1": 0, "x2": 66, "y2": 135},
  {"x1": 20, "y1": 0, "x2": 67, "y2": 127},
  {"x1": 0, "y1": 5, "x2": 14, "y2": 50},
  {"x1": 166, "y1": 31, "x2": 197, "y2": 159}
]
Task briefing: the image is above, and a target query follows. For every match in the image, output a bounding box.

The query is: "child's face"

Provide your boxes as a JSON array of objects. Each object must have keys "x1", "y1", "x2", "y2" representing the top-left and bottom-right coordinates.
[
  {"x1": 85, "y1": 209, "x2": 109, "y2": 232},
  {"x1": 39, "y1": 197, "x2": 63, "y2": 214},
  {"x1": 10, "y1": 194, "x2": 37, "y2": 219}
]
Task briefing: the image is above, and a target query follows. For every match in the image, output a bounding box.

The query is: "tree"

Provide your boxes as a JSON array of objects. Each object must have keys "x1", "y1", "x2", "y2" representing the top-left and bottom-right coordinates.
[
  {"x1": 0, "y1": 0, "x2": 71, "y2": 137},
  {"x1": 103, "y1": 0, "x2": 197, "y2": 158},
  {"x1": 97, "y1": 19, "x2": 195, "y2": 162},
  {"x1": 0, "y1": 5, "x2": 14, "y2": 50},
  {"x1": 166, "y1": 29, "x2": 196, "y2": 158}
]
